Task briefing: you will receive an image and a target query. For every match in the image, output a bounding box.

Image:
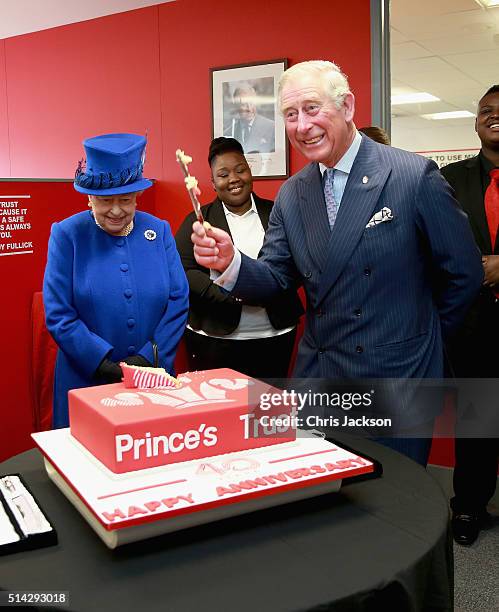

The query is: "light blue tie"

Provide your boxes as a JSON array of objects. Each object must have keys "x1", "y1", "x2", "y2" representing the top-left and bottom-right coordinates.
[{"x1": 324, "y1": 168, "x2": 339, "y2": 229}]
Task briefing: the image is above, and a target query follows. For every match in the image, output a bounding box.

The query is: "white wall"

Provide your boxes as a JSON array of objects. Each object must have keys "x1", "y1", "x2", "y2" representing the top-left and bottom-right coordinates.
[{"x1": 391, "y1": 116, "x2": 480, "y2": 153}]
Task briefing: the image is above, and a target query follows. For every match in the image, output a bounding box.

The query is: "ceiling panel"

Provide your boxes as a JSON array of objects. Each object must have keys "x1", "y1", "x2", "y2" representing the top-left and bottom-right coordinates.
[
  {"x1": 390, "y1": 0, "x2": 480, "y2": 20},
  {"x1": 390, "y1": 0, "x2": 499, "y2": 151},
  {"x1": 391, "y1": 41, "x2": 435, "y2": 60},
  {"x1": 0, "y1": 0, "x2": 174, "y2": 39},
  {"x1": 390, "y1": 28, "x2": 410, "y2": 44},
  {"x1": 445, "y1": 48, "x2": 499, "y2": 70}
]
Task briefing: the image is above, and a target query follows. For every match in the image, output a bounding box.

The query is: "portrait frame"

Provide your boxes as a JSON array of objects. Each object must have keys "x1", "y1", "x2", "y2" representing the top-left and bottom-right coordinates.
[{"x1": 210, "y1": 59, "x2": 288, "y2": 179}]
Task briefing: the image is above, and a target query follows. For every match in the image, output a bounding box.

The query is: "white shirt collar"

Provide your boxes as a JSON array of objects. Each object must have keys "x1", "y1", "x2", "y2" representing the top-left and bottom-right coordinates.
[
  {"x1": 222, "y1": 193, "x2": 257, "y2": 217},
  {"x1": 319, "y1": 130, "x2": 362, "y2": 176}
]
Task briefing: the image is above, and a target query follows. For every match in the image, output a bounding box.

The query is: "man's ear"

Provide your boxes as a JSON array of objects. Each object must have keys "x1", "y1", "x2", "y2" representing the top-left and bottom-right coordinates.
[{"x1": 343, "y1": 92, "x2": 355, "y2": 123}]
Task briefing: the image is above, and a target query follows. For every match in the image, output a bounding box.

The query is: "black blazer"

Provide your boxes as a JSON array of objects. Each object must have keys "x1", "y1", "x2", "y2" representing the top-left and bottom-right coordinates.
[
  {"x1": 441, "y1": 155, "x2": 498, "y2": 255},
  {"x1": 441, "y1": 155, "x2": 493, "y2": 350},
  {"x1": 175, "y1": 194, "x2": 303, "y2": 336}
]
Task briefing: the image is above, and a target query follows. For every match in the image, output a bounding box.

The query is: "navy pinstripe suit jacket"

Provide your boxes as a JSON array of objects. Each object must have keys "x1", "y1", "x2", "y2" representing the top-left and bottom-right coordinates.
[{"x1": 233, "y1": 135, "x2": 483, "y2": 382}]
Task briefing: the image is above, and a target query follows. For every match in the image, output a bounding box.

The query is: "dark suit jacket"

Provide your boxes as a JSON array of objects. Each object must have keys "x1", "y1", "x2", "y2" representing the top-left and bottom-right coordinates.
[
  {"x1": 232, "y1": 135, "x2": 483, "y2": 390},
  {"x1": 441, "y1": 155, "x2": 497, "y2": 254},
  {"x1": 225, "y1": 115, "x2": 275, "y2": 153},
  {"x1": 441, "y1": 154, "x2": 497, "y2": 373},
  {"x1": 175, "y1": 194, "x2": 303, "y2": 336}
]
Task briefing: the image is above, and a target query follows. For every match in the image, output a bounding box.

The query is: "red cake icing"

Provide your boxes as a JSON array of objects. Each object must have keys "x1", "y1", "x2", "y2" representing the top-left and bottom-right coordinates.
[{"x1": 69, "y1": 368, "x2": 296, "y2": 474}]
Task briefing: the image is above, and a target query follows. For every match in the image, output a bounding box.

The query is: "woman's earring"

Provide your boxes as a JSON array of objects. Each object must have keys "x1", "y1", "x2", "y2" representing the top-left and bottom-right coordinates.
[{"x1": 88, "y1": 200, "x2": 92, "y2": 207}]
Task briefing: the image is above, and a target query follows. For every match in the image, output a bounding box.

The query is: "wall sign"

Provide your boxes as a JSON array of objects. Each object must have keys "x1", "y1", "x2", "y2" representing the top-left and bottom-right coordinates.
[
  {"x1": 416, "y1": 148, "x2": 480, "y2": 169},
  {"x1": 0, "y1": 194, "x2": 33, "y2": 256}
]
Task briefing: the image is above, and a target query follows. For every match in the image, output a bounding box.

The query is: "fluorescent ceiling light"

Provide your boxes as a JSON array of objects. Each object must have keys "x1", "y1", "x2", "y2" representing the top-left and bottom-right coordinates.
[
  {"x1": 474, "y1": 1, "x2": 499, "y2": 8},
  {"x1": 391, "y1": 92, "x2": 440, "y2": 105},
  {"x1": 421, "y1": 111, "x2": 475, "y2": 120}
]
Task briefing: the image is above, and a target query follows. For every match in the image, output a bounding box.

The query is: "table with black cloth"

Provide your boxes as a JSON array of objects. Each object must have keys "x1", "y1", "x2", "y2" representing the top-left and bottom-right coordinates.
[{"x1": 0, "y1": 436, "x2": 453, "y2": 612}]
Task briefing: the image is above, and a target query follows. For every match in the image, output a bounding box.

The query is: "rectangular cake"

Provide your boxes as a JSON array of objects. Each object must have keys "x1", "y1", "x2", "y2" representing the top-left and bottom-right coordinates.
[{"x1": 69, "y1": 368, "x2": 296, "y2": 474}]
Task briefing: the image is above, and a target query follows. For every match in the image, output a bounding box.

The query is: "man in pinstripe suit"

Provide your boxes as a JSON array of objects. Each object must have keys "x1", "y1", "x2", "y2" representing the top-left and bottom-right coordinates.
[{"x1": 192, "y1": 60, "x2": 483, "y2": 465}]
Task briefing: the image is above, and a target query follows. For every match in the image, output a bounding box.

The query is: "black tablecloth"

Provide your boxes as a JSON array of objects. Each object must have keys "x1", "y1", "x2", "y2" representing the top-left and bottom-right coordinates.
[{"x1": 0, "y1": 436, "x2": 453, "y2": 612}]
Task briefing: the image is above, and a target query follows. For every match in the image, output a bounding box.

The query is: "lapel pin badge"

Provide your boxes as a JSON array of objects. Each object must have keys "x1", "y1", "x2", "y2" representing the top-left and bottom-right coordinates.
[
  {"x1": 362, "y1": 176, "x2": 369, "y2": 184},
  {"x1": 144, "y1": 229, "x2": 157, "y2": 241}
]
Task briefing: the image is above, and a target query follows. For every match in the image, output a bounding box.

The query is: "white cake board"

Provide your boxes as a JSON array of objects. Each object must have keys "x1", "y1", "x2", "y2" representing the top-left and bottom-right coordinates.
[{"x1": 32, "y1": 429, "x2": 373, "y2": 549}]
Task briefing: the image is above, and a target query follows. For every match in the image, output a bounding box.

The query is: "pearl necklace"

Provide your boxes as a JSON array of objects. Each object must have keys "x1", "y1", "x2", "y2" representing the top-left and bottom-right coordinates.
[
  {"x1": 91, "y1": 209, "x2": 134, "y2": 236},
  {"x1": 117, "y1": 220, "x2": 134, "y2": 236}
]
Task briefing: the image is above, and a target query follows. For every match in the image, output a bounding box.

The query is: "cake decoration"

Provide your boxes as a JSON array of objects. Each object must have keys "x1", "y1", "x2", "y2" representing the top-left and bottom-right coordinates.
[
  {"x1": 68, "y1": 368, "x2": 297, "y2": 473},
  {"x1": 175, "y1": 148, "x2": 206, "y2": 225},
  {"x1": 120, "y1": 362, "x2": 181, "y2": 390}
]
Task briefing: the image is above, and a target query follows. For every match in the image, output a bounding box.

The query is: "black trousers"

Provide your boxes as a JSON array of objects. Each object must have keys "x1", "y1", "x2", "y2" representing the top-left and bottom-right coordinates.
[
  {"x1": 184, "y1": 328, "x2": 296, "y2": 380},
  {"x1": 451, "y1": 437, "x2": 498, "y2": 514},
  {"x1": 448, "y1": 293, "x2": 499, "y2": 514}
]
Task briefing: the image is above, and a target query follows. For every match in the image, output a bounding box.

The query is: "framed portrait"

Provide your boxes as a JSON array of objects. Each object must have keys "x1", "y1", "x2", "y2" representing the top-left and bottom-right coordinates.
[{"x1": 211, "y1": 59, "x2": 288, "y2": 179}]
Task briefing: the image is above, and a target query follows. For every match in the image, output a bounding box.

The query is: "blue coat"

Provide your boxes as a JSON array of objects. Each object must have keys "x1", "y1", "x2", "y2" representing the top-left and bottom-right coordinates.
[
  {"x1": 233, "y1": 136, "x2": 483, "y2": 422},
  {"x1": 43, "y1": 210, "x2": 189, "y2": 428}
]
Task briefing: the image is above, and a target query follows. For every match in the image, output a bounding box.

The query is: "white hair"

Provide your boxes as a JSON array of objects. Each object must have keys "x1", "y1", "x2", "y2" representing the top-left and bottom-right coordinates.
[{"x1": 278, "y1": 60, "x2": 351, "y2": 111}]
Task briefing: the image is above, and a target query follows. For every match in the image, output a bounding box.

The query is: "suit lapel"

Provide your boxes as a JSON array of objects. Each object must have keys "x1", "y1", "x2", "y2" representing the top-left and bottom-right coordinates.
[
  {"x1": 298, "y1": 163, "x2": 331, "y2": 272},
  {"x1": 316, "y1": 137, "x2": 391, "y2": 305},
  {"x1": 253, "y1": 194, "x2": 271, "y2": 230},
  {"x1": 462, "y1": 157, "x2": 491, "y2": 253},
  {"x1": 207, "y1": 198, "x2": 232, "y2": 238}
]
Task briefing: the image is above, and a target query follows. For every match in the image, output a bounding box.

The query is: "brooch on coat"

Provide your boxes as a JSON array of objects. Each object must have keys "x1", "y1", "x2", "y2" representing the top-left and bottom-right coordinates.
[{"x1": 144, "y1": 229, "x2": 157, "y2": 241}]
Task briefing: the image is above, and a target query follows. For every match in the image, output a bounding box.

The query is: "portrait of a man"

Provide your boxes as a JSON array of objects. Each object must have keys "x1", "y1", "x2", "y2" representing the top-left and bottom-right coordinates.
[{"x1": 223, "y1": 79, "x2": 275, "y2": 153}]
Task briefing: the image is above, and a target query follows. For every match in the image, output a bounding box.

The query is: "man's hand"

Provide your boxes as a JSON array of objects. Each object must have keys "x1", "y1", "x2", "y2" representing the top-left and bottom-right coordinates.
[
  {"x1": 482, "y1": 255, "x2": 499, "y2": 287},
  {"x1": 191, "y1": 221, "x2": 235, "y2": 272}
]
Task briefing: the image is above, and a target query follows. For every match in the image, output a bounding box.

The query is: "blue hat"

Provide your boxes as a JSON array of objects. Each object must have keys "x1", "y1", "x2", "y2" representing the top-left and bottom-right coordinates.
[{"x1": 74, "y1": 133, "x2": 153, "y2": 195}]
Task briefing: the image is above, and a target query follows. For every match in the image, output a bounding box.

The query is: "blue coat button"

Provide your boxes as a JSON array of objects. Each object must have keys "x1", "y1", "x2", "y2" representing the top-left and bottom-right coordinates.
[
  {"x1": 116, "y1": 239, "x2": 125, "y2": 247},
  {"x1": 127, "y1": 318, "x2": 135, "y2": 328},
  {"x1": 120, "y1": 264, "x2": 129, "y2": 272},
  {"x1": 124, "y1": 289, "x2": 133, "y2": 298},
  {"x1": 128, "y1": 346, "x2": 136, "y2": 354}
]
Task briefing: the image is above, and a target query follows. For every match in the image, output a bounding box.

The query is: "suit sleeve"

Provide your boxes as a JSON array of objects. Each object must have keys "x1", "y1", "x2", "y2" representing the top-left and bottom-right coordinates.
[
  {"x1": 233, "y1": 194, "x2": 302, "y2": 304},
  {"x1": 415, "y1": 160, "x2": 483, "y2": 339},
  {"x1": 138, "y1": 222, "x2": 189, "y2": 372},
  {"x1": 43, "y1": 222, "x2": 113, "y2": 378}
]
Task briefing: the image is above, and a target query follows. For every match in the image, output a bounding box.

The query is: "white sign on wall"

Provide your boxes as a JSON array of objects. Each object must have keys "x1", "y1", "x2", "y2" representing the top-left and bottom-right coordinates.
[
  {"x1": 0, "y1": 195, "x2": 33, "y2": 257},
  {"x1": 416, "y1": 148, "x2": 480, "y2": 169}
]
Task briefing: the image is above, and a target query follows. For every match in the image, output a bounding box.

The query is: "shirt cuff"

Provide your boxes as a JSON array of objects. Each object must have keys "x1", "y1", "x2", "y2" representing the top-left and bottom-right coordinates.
[{"x1": 210, "y1": 249, "x2": 241, "y2": 291}]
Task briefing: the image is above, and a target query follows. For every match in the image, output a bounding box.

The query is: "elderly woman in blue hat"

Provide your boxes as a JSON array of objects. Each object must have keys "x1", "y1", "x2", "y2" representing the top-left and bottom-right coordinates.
[{"x1": 43, "y1": 133, "x2": 189, "y2": 428}]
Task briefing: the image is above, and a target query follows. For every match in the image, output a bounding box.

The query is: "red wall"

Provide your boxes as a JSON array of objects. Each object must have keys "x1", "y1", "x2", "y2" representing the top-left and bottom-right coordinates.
[
  {"x1": 0, "y1": 0, "x2": 372, "y2": 461},
  {"x1": 157, "y1": 0, "x2": 372, "y2": 229},
  {"x1": 0, "y1": 182, "x2": 156, "y2": 462},
  {"x1": 0, "y1": 41, "x2": 9, "y2": 176},
  {"x1": 4, "y1": 8, "x2": 163, "y2": 180},
  {"x1": 0, "y1": 0, "x2": 372, "y2": 230}
]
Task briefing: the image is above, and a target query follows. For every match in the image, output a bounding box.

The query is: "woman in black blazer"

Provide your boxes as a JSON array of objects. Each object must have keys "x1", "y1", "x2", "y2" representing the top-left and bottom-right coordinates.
[{"x1": 175, "y1": 137, "x2": 303, "y2": 379}]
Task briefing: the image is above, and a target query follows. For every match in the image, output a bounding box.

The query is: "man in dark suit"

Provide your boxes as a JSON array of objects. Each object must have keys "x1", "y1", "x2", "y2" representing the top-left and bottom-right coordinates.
[
  {"x1": 225, "y1": 85, "x2": 275, "y2": 153},
  {"x1": 441, "y1": 84, "x2": 499, "y2": 545},
  {"x1": 192, "y1": 60, "x2": 483, "y2": 465},
  {"x1": 176, "y1": 137, "x2": 302, "y2": 379}
]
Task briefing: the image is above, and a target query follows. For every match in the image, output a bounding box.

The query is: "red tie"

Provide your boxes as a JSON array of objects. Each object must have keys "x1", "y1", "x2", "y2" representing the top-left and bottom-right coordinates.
[
  {"x1": 485, "y1": 168, "x2": 499, "y2": 297},
  {"x1": 485, "y1": 168, "x2": 499, "y2": 252}
]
